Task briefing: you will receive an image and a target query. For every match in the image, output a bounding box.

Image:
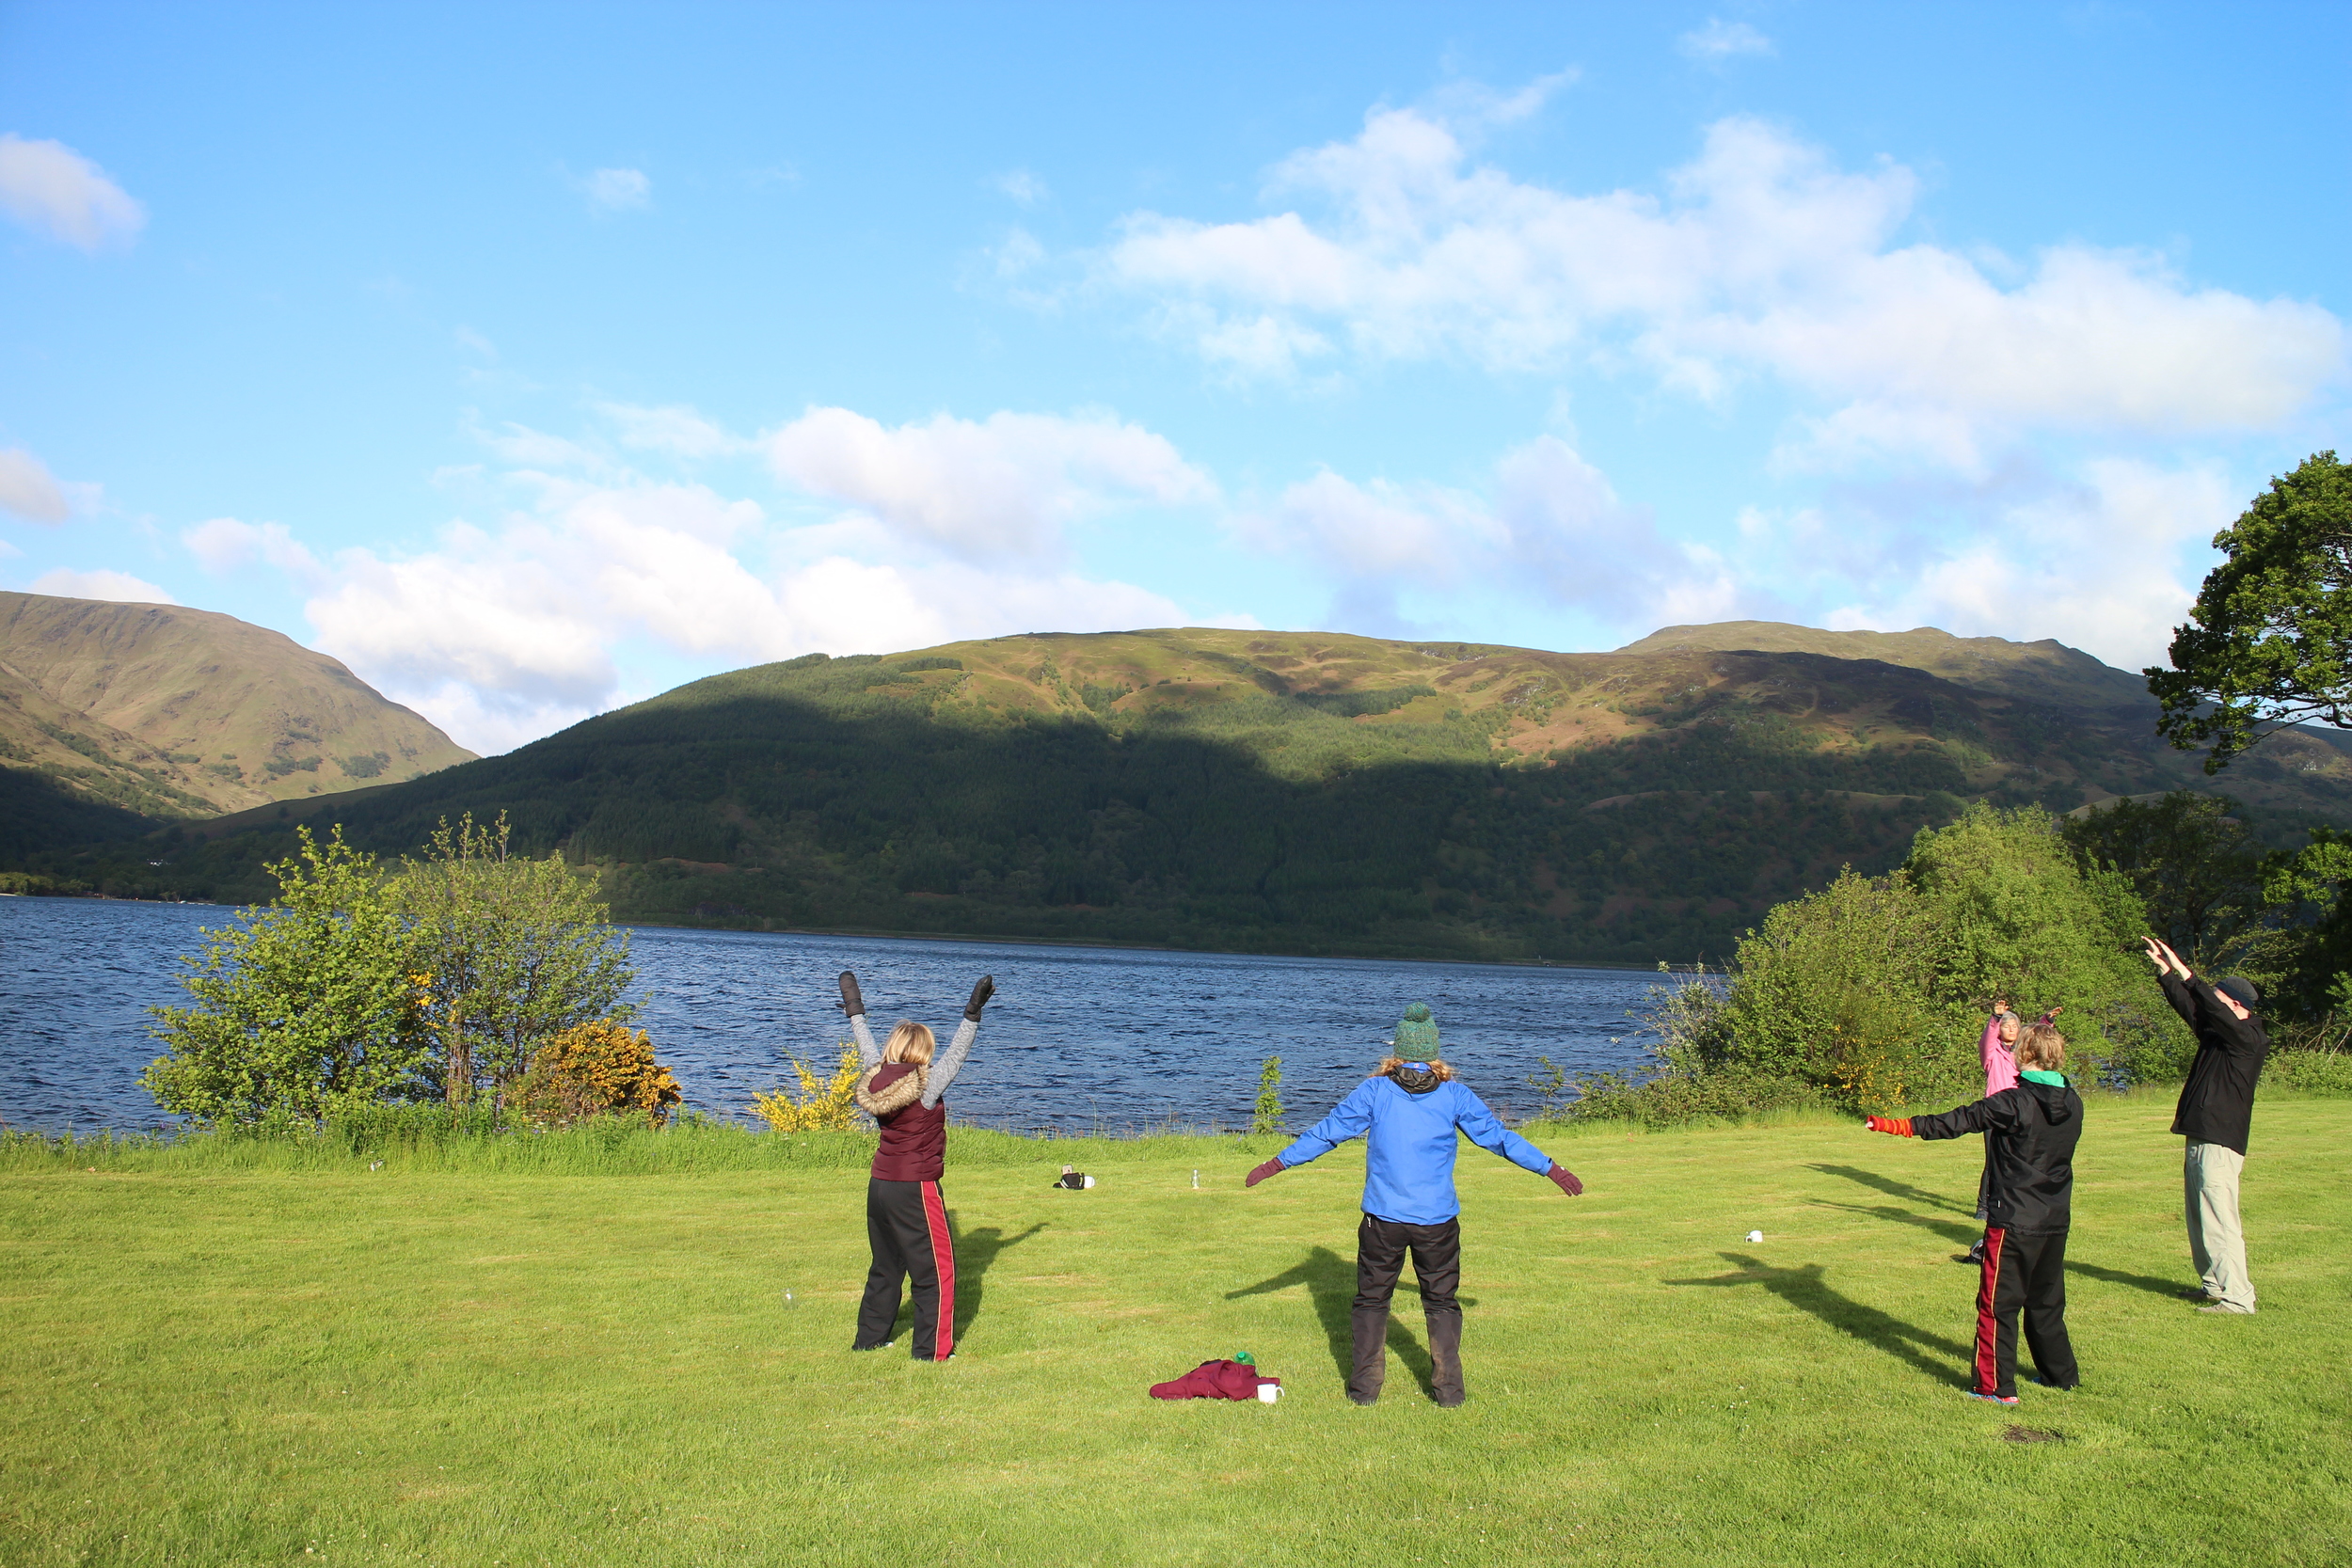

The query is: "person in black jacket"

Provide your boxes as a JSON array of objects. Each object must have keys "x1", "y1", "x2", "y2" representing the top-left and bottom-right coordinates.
[
  {"x1": 1867, "y1": 1020, "x2": 2082, "y2": 1405},
  {"x1": 2142, "y1": 936, "x2": 2267, "y2": 1315}
]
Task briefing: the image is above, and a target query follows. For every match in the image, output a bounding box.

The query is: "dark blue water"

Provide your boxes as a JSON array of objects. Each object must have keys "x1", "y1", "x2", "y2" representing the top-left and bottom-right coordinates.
[{"x1": 0, "y1": 895, "x2": 1661, "y2": 1134}]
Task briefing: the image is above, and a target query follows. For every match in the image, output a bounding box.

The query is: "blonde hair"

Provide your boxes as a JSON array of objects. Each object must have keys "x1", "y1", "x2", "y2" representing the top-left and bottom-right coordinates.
[
  {"x1": 2018, "y1": 1022, "x2": 2066, "y2": 1073},
  {"x1": 883, "y1": 1021, "x2": 936, "y2": 1068},
  {"x1": 1374, "y1": 1055, "x2": 1455, "y2": 1083}
]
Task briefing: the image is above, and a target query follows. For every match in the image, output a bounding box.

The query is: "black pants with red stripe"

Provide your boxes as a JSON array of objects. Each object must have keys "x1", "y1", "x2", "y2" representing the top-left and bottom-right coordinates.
[
  {"x1": 855, "y1": 1178, "x2": 957, "y2": 1360},
  {"x1": 1974, "y1": 1227, "x2": 2077, "y2": 1398}
]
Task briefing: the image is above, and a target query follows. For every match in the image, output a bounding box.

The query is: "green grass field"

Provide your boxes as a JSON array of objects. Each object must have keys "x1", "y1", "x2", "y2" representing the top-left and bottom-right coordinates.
[{"x1": 3, "y1": 1095, "x2": 2346, "y2": 1566}]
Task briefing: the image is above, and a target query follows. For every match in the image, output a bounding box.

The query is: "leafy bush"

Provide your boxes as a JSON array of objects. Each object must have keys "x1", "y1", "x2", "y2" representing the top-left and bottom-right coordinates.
[
  {"x1": 1567, "y1": 805, "x2": 2192, "y2": 1118},
  {"x1": 748, "y1": 1044, "x2": 866, "y2": 1132},
  {"x1": 142, "y1": 827, "x2": 435, "y2": 1122},
  {"x1": 509, "y1": 1020, "x2": 682, "y2": 1129}
]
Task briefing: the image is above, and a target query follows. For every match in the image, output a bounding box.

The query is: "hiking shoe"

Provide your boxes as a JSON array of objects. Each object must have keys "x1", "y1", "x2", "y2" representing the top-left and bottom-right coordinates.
[
  {"x1": 1963, "y1": 1390, "x2": 2021, "y2": 1407},
  {"x1": 850, "y1": 1340, "x2": 895, "y2": 1352},
  {"x1": 2196, "y1": 1303, "x2": 2255, "y2": 1315},
  {"x1": 2030, "y1": 1375, "x2": 2077, "y2": 1390},
  {"x1": 2176, "y1": 1288, "x2": 2217, "y2": 1302},
  {"x1": 1348, "y1": 1394, "x2": 1378, "y2": 1407}
]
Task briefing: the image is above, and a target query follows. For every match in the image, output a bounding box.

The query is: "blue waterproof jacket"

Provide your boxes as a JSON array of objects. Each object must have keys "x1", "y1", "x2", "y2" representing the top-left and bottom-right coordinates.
[{"x1": 1277, "y1": 1075, "x2": 1553, "y2": 1225}]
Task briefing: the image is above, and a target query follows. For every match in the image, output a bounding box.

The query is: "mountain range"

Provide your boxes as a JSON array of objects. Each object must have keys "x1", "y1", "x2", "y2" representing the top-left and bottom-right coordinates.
[{"x1": 17, "y1": 604, "x2": 2346, "y2": 965}]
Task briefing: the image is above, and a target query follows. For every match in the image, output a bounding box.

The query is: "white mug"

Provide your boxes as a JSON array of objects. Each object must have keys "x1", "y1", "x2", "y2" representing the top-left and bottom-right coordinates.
[{"x1": 1256, "y1": 1382, "x2": 1280, "y2": 1403}]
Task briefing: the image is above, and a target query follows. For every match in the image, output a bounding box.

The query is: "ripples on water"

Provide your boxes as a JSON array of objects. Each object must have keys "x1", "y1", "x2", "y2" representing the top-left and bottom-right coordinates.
[{"x1": 0, "y1": 895, "x2": 1664, "y2": 1135}]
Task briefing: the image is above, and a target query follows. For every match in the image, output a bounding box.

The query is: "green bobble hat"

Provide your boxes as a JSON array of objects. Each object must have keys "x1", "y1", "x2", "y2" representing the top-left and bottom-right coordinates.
[{"x1": 1392, "y1": 1002, "x2": 1441, "y2": 1062}]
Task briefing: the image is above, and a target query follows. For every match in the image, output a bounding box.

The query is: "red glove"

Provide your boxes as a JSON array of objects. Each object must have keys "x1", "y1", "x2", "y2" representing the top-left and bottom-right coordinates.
[
  {"x1": 1546, "y1": 1163, "x2": 1583, "y2": 1196},
  {"x1": 1245, "y1": 1158, "x2": 1283, "y2": 1188},
  {"x1": 1865, "y1": 1116, "x2": 1915, "y2": 1137}
]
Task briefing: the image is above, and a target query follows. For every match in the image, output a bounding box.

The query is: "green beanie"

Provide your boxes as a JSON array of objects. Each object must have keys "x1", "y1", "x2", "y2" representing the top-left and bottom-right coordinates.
[{"x1": 1392, "y1": 1003, "x2": 1441, "y2": 1061}]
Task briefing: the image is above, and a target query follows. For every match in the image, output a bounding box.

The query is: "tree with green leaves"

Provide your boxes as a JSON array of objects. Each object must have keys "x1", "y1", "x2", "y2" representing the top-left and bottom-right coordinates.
[
  {"x1": 2259, "y1": 827, "x2": 2352, "y2": 1027},
  {"x1": 1251, "y1": 1055, "x2": 1286, "y2": 1134},
  {"x1": 391, "y1": 813, "x2": 637, "y2": 1104},
  {"x1": 1696, "y1": 804, "x2": 2185, "y2": 1109},
  {"x1": 2059, "y1": 792, "x2": 2270, "y2": 973},
  {"x1": 143, "y1": 826, "x2": 433, "y2": 1122},
  {"x1": 2149, "y1": 451, "x2": 2352, "y2": 772}
]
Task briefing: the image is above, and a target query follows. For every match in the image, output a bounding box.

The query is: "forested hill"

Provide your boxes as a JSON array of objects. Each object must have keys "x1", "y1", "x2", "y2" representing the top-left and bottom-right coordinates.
[{"x1": 34, "y1": 625, "x2": 2352, "y2": 963}]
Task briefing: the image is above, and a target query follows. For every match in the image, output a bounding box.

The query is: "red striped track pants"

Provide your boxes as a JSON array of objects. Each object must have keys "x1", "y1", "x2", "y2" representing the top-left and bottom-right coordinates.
[{"x1": 855, "y1": 1178, "x2": 958, "y2": 1360}]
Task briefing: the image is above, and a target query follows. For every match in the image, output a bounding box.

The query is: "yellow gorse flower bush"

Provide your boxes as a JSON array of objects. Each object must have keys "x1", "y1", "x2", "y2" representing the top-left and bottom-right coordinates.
[
  {"x1": 749, "y1": 1043, "x2": 866, "y2": 1132},
  {"x1": 510, "y1": 1020, "x2": 683, "y2": 1129}
]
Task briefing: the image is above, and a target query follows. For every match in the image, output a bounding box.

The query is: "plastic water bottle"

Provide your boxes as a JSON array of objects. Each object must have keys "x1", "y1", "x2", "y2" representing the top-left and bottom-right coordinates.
[{"x1": 1192, "y1": 1169, "x2": 1200, "y2": 1189}]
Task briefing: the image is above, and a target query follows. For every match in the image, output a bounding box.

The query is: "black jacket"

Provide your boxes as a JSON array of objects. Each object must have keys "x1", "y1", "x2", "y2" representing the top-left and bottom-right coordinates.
[
  {"x1": 1913, "y1": 1079, "x2": 2083, "y2": 1234},
  {"x1": 2160, "y1": 973, "x2": 2268, "y2": 1156}
]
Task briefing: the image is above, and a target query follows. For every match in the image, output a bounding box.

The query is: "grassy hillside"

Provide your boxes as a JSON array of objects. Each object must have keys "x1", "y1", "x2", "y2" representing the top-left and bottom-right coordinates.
[
  {"x1": 28, "y1": 624, "x2": 2350, "y2": 963},
  {"x1": 0, "y1": 591, "x2": 475, "y2": 822},
  {"x1": 2, "y1": 1098, "x2": 2345, "y2": 1565}
]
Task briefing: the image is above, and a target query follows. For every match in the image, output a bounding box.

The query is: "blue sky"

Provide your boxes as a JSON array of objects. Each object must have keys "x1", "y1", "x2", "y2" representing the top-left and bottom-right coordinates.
[{"x1": 3, "y1": 2, "x2": 2345, "y2": 753}]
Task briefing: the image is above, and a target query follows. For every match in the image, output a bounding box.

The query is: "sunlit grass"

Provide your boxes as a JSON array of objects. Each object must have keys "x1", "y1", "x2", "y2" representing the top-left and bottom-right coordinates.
[{"x1": 2, "y1": 1098, "x2": 2345, "y2": 1565}]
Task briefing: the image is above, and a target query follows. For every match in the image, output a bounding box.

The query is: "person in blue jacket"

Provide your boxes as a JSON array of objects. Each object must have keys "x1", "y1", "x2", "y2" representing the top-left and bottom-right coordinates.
[{"x1": 1244, "y1": 1003, "x2": 1583, "y2": 1407}]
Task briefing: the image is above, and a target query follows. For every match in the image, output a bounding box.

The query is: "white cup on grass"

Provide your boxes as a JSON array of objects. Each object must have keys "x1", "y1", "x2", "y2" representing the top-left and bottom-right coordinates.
[{"x1": 1257, "y1": 1382, "x2": 1280, "y2": 1403}]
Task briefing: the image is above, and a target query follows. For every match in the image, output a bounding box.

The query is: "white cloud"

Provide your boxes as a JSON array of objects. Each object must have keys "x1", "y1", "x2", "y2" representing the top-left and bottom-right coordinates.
[
  {"x1": 0, "y1": 134, "x2": 145, "y2": 250},
  {"x1": 1820, "y1": 459, "x2": 2237, "y2": 671},
  {"x1": 1102, "y1": 106, "x2": 2344, "y2": 451},
  {"x1": 596, "y1": 402, "x2": 743, "y2": 458},
  {"x1": 1236, "y1": 435, "x2": 1734, "y2": 634},
  {"x1": 28, "y1": 567, "x2": 174, "y2": 604},
  {"x1": 183, "y1": 516, "x2": 326, "y2": 584},
  {"x1": 993, "y1": 169, "x2": 1049, "y2": 206},
  {"x1": 1678, "y1": 19, "x2": 1775, "y2": 62},
  {"x1": 0, "y1": 448, "x2": 73, "y2": 522},
  {"x1": 581, "y1": 167, "x2": 651, "y2": 214},
  {"x1": 765, "y1": 406, "x2": 1218, "y2": 559},
  {"x1": 277, "y1": 410, "x2": 1238, "y2": 752}
]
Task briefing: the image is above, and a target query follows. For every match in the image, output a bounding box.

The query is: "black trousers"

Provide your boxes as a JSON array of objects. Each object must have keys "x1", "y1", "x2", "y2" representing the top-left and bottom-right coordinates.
[
  {"x1": 1355, "y1": 1213, "x2": 1462, "y2": 1313},
  {"x1": 1974, "y1": 1227, "x2": 2078, "y2": 1398},
  {"x1": 854, "y1": 1178, "x2": 956, "y2": 1360},
  {"x1": 1352, "y1": 1213, "x2": 1466, "y2": 1404}
]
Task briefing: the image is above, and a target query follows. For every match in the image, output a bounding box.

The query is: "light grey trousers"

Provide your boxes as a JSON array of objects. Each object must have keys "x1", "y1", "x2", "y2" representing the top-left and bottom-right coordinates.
[{"x1": 2185, "y1": 1141, "x2": 2256, "y2": 1311}]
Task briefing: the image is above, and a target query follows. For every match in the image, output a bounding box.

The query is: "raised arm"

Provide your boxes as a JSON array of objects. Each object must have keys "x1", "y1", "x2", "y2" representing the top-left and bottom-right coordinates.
[
  {"x1": 838, "y1": 972, "x2": 882, "y2": 1070},
  {"x1": 919, "y1": 975, "x2": 993, "y2": 1108}
]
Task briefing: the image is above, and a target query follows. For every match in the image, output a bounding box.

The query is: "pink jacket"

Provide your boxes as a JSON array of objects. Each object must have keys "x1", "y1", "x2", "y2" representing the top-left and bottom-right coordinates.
[{"x1": 1980, "y1": 1014, "x2": 2019, "y2": 1096}]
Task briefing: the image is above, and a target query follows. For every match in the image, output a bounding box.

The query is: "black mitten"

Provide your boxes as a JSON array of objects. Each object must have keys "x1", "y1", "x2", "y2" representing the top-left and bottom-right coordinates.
[
  {"x1": 964, "y1": 974, "x2": 995, "y2": 1021},
  {"x1": 836, "y1": 972, "x2": 866, "y2": 1018}
]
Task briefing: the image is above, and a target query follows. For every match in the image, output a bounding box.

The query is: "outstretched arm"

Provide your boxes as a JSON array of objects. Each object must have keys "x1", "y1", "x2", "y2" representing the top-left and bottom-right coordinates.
[
  {"x1": 919, "y1": 975, "x2": 993, "y2": 1108},
  {"x1": 1456, "y1": 1089, "x2": 1582, "y2": 1196},
  {"x1": 839, "y1": 973, "x2": 882, "y2": 1069},
  {"x1": 1249, "y1": 1083, "x2": 1376, "y2": 1185}
]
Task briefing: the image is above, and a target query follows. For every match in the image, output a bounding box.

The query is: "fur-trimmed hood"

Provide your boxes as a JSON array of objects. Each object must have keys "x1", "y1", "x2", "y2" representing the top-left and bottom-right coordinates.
[{"x1": 855, "y1": 1061, "x2": 928, "y2": 1117}]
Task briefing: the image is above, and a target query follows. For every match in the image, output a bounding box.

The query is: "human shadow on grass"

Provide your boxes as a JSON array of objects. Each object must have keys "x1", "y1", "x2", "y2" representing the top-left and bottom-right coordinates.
[
  {"x1": 950, "y1": 1219, "x2": 1047, "y2": 1340},
  {"x1": 1810, "y1": 1188, "x2": 2193, "y2": 1301},
  {"x1": 1806, "y1": 1163, "x2": 1974, "y2": 1215},
  {"x1": 1666, "y1": 1253, "x2": 1972, "y2": 1387},
  {"x1": 2064, "y1": 1259, "x2": 2189, "y2": 1300},
  {"x1": 1226, "y1": 1246, "x2": 1474, "y2": 1399},
  {"x1": 1810, "y1": 1197, "x2": 1979, "y2": 1247}
]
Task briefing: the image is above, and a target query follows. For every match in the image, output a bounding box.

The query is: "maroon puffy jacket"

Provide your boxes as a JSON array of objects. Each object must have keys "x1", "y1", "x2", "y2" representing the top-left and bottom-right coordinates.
[{"x1": 864, "y1": 1062, "x2": 948, "y2": 1182}]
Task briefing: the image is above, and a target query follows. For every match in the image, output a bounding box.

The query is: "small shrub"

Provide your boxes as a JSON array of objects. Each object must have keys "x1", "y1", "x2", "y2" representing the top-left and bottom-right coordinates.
[
  {"x1": 1249, "y1": 1055, "x2": 1286, "y2": 1135},
  {"x1": 510, "y1": 1020, "x2": 682, "y2": 1129},
  {"x1": 749, "y1": 1044, "x2": 866, "y2": 1132}
]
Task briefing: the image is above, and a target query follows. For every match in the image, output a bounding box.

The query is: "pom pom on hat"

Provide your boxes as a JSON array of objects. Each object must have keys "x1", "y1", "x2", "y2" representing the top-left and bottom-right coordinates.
[{"x1": 1393, "y1": 1002, "x2": 1441, "y2": 1058}]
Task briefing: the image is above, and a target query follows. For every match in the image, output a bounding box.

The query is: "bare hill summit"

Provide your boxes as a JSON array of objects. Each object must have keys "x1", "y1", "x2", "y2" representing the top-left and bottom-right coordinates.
[{"x1": 0, "y1": 592, "x2": 474, "y2": 840}]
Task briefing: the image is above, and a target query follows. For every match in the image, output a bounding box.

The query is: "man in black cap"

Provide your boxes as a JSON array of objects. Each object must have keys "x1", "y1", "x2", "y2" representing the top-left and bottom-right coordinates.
[{"x1": 2141, "y1": 937, "x2": 2267, "y2": 1314}]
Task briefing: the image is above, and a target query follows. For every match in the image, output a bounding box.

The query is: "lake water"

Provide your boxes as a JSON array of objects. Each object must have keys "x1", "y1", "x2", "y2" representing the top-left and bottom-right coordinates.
[{"x1": 0, "y1": 895, "x2": 1663, "y2": 1135}]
